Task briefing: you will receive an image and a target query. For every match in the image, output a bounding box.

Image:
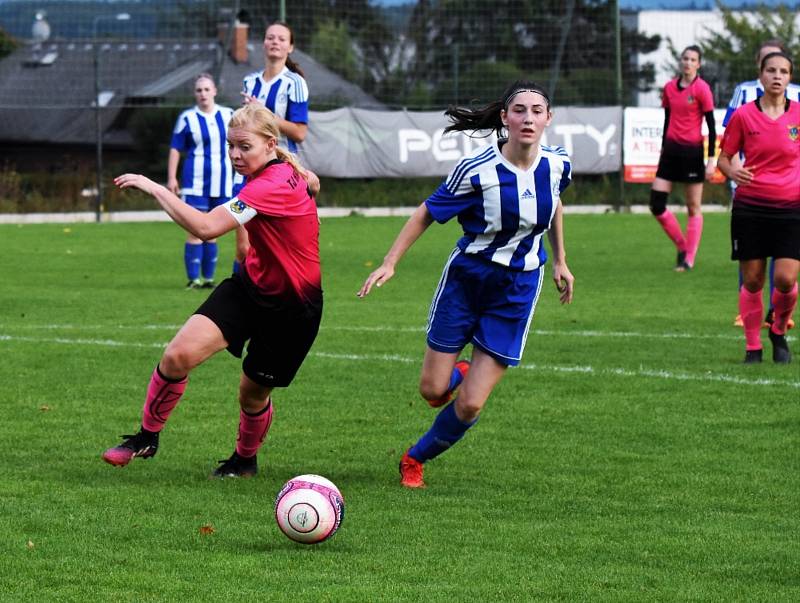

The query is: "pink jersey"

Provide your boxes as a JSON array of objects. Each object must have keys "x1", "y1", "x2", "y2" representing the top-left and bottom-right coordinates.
[
  {"x1": 661, "y1": 76, "x2": 715, "y2": 145},
  {"x1": 237, "y1": 161, "x2": 322, "y2": 304},
  {"x1": 721, "y1": 100, "x2": 800, "y2": 209}
]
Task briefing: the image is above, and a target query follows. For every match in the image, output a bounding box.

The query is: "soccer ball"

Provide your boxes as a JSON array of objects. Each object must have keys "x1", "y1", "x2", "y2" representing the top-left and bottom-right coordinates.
[{"x1": 274, "y1": 474, "x2": 344, "y2": 544}]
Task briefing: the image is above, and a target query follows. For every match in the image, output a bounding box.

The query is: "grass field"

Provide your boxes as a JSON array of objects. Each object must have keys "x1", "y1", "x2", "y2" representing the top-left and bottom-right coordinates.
[{"x1": 1, "y1": 213, "x2": 798, "y2": 601}]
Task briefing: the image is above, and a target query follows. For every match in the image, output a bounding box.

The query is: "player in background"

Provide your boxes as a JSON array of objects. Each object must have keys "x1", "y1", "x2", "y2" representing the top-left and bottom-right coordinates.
[
  {"x1": 103, "y1": 104, "x2": 323, "y2": 477},
  {"x1": 234, "y1": 21, "x2": 311, "y2": 273},
  {"x1": 358, "y1": 81, "x2": 575, "y2": 488},
  {"x1": 241, "y1": 21, "x2": 309, "y2": 153},
  {"x1": 717, "y1": 52, "x2": 799, "y2": 364},
  {"x1": 650, "y1": 45, "x2": 717, "y2": 271},
  {"x1": 724, "y1": 40, "x2": 799, "y2": 329},
  {"x1": 167, "y1": 74, "x2": 234, "y2": 289}
]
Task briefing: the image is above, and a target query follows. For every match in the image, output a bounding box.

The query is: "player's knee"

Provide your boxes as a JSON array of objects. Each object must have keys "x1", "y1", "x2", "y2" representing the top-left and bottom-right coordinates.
[
  {"x1": 773, "y1": 275, "x2": 797, "y2": 293},
  {"x1": 160, "y1": 347, "x2": 192, "y2": 377},
  {"x1": 418, "y1": 375, "x2": 446, "y2": 403},
  {"x1": 454, "y1": 397, "x2": 483, "y2": 423},
  {"x1": 649, "y1": 190, "x2": 668, "y2": 216}
]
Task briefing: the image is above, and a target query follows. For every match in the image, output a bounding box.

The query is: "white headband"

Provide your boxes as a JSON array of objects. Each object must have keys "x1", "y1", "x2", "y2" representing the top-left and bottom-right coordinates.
[{"x1": 504, "y1": 89, "x2": 549, "y2": 109}]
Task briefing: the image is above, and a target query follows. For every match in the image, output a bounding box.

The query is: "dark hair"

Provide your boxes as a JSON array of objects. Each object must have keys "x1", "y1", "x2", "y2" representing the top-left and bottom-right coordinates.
[
  {"x1": 266, "y1": 21, "x2": 304, "y2": 78},
  {"x1": 443, "y1": 80, "x2": 551, "y2": 137},
  {"x1": 760, "y1": 51, "x2": 794, "y2": 74},
  {"x1": 757, "y1": 39, "x2": 787, "y2": 59},
  {"x1": 681, "y1": 45, "x2": 702, "y2": 62}
]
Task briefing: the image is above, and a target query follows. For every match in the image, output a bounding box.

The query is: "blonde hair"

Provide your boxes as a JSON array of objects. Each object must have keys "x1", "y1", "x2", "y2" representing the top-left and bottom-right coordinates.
[{"x1": 229, "y1": 103, "x2": 304, "y2": 175}]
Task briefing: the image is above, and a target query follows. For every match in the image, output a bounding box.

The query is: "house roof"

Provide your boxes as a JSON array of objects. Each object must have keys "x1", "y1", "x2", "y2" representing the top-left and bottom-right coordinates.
[{"x1": 0, "y1": 39, "x2": 384, "y2": 146}]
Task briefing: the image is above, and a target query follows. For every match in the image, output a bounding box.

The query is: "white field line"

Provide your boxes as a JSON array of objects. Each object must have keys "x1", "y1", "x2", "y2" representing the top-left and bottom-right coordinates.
[
  {"x1": 1, "y1": 323, "x2": 794, "y2": 343},
  {"x1": 0, "y1": 205, "x2": 732, "y2": 224},
  {"x1": 1, "y1": 332, "x2": 797, "y2": 390}
]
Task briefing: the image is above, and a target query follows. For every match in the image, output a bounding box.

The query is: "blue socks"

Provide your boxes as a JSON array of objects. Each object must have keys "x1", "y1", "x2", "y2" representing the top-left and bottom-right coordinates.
[
  {"x1": 447, "y1": 365, "x2": 464, "y2": 392},
  {"x1": 768, "y1": 259, "x2": 775, "y2": 310},
  {"x1": 202, "y1": 241, "x2": 218, "y2": 280},
  {"x1": 184, "y1": 243, "x2": 202, "y2": 280},
  {"x1": 408, "y1": 402, "x2": 477, "y2": 463}
]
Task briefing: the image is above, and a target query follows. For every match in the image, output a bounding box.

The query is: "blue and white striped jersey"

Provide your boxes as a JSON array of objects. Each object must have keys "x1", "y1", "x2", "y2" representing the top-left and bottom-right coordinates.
[
  {"x1": 723, "y1": 79, "x2": 800, "y2": 126},
  {"x1": 241, "y1": 67, "x2": 309, "y2": 153},
  {"x1": 425, "y1": 141, "x2": 572, "y2": 272},
  {"x1": 171, "y1": 105, "x2": 235, "y2": 198}
]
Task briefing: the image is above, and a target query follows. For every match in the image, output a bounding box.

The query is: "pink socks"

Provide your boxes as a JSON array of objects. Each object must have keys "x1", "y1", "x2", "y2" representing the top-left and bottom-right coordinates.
[
  {"x1": 141, "y1": 365, "x2": 187, "y2": 432},
  {"x1": 771, "y1": 283, "x2": 798, "y2": 335},
  {"x1": 655, "y1": 210, "x2": 687, "y2": 252},
  {"x1": 236, "y1": 401, "x2": 274, "y2": 458},
  {"x1": 739, "y1": 288, "x2": 764, "y2": 351},
  {"x1": 685, "y1": 214, "x2": 703, "y2": 266}
]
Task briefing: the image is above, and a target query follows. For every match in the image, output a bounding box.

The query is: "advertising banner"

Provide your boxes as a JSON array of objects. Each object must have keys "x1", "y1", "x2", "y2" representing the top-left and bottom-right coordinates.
[
  {"x1": 623, "y1": 107, "x2": 726, "y2": 183},
  {"x1": 299, "y1": 106, "x2": 622, "y2": 178}
]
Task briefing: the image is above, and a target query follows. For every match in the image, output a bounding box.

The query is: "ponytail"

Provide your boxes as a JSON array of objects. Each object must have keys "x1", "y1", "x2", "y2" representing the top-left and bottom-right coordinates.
[
  {"x1": 285, "y1": 55, "x2": 305, "y2": 78},
  {"x1": 443, "y1": 80, "x2": 551, "y2": 137},
  {"x1": 275, "y1": 147, "x2": 305, "y2": 176}
]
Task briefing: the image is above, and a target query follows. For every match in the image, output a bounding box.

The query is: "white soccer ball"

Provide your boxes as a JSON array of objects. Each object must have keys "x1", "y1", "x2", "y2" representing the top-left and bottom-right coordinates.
[{"x1": 274, "y1": 474, "x2": 344, "y2": 544}]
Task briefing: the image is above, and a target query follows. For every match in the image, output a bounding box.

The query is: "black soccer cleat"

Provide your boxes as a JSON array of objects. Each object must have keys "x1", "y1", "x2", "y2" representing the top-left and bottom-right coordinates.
[
  {"x1": 211, "y1": 451, "x2": 258, "y2": 479},
  {"x1": 742, "y1": 349, "x2": 763, "y2": 364},
  {"x1": 674, "y1": 251, "x2": 691, "y2": 272},
  {"x1": 768, "y1": 329, "x2": 792, "y2": 364},
  {"x1": 102, "y1": 429, "x2": 159, "y2": 466}
]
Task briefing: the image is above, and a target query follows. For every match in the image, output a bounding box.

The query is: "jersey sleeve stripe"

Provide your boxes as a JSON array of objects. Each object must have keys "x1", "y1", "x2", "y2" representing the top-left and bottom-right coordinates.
[{"x1": 445, "y1": 147, "x2": 495, "y2": 192}]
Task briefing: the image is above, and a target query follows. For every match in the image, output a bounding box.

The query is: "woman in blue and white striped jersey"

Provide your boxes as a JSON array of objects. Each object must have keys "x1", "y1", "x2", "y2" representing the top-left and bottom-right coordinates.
[
  {"x1": 168, "y1": 73, "x2": 234, "y2": 289},
  {"x1": 240, "y1": 21, "x2": 309, "y2": 154},
  {"x1": 358, "y1": 81, "x2": 575, "y2": 489}
]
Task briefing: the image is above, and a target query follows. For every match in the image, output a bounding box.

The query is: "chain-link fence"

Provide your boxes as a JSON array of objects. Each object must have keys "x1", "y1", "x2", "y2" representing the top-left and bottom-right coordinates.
[
  {"x1": 0, "y1": 0, "x2": 665, "y2": 112},
  {"x1": 0, "y1": 1, "x2": 798, "y2": 212}
]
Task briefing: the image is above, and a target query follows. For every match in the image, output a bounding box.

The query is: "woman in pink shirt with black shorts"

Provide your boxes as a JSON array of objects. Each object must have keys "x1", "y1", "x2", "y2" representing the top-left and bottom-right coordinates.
[
  {"x1": 650, "y1": 45, "x2": 717, "y2": 271},
  {"x1": 718, "y1": 52, "x2": 800, "y2": 364}
]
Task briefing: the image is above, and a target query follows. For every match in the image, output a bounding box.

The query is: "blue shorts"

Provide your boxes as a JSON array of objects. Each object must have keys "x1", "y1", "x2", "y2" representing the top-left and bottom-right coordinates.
[
  {"x1": 426, "y1": 249, "x2": 544, "y2": 366},
  {"x1": 184, "y1": 195, "x2": 228, "y2": 212}
]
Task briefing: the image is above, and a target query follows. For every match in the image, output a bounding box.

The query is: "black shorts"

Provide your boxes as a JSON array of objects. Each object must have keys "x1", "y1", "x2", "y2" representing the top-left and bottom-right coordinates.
[
  {"x1": 731, "y1": 205, "x2": 800, "y2": 261},
  {"x1": 655, "y1": 140, "x2": 705, "y2": 183},
  {"x1": 194, "y1": 275, "x2": 322, "y2": 387}
]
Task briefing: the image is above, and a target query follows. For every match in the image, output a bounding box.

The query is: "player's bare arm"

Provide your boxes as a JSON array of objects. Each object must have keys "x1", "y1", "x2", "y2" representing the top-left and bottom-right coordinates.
[
  {"x1": 357, "y1": 203, "x2": 434, "y2": 298},
  {"x1": 547, "y1": 201, "x2": 574, "y2": 304},
  {"x1": 115, "y1": 173, "x2": 239, "y2": 240},
  {"x1": 717, "y1": 151, "x2": 754, "y2": 187}
]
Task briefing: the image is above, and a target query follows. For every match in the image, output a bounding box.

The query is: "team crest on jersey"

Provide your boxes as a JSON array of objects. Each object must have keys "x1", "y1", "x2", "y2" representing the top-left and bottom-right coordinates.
[
  {"x1": 686, "y1": 95, "x2": 695, "y2": 104},
  {"x1": 278, "y1": 92, "x2": 288, "y2": 104},
  {"x1": 789, "y1": 125, "x2": 799, "y2": 141},
  {"x1": 229, "y1": 200, "x2": 247, "y2": 214}
]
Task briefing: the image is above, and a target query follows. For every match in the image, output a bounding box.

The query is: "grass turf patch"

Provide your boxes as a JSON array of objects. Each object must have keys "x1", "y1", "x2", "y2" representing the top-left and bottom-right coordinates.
[{"x1": 0, "y1": 214, "x2": 797, "y2": 601}]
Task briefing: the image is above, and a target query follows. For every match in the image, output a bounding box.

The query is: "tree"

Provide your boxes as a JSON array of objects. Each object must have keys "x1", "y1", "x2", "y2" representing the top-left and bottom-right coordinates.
[
  {"x1": 698, "y1": 1, "x2": 800, "y2": 104},
  {"x1": 0, "y1": 27, "x2": 17, "y2": 60},
  {"x1": 310, "y1": 20, "x2": 361, "y2": 84},
  {"x1": 401, "y1": 0, "x2": 659, "y2": 107}
]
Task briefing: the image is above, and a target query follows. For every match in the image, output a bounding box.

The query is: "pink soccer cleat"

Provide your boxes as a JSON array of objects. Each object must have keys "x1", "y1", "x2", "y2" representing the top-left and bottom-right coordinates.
[{"x1": 102, "y1": 430, "x2": 159, "y2": 466}]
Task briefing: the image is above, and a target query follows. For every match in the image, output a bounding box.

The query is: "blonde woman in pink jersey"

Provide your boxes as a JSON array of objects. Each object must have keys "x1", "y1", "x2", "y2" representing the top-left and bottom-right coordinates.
[
  {"x1": 102, "y1": 104, "x2": 323, "y2": 477},
  {"x1": 718, "y1": 52, "x2": 799, "y2": 364},
  {"x1": 650, "y1": 45, "x2": 717, "y2": 271}
]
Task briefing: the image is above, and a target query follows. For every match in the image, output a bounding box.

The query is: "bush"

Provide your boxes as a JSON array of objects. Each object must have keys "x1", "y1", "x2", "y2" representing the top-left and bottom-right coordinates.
[{"x1": 0, "y1": 27, "x2": 17, "y2": 60}]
